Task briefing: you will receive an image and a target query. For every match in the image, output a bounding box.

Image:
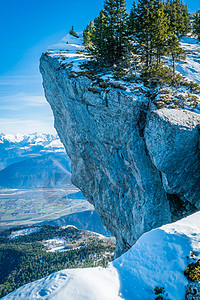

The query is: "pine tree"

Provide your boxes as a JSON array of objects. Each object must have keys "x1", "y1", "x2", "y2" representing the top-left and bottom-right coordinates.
[
  {"x1": 193, "y1": 11, "x2": 200, "y2": 41},
  {"x1": 104, "y1": 0, "x2": 129, "y2": 65},
  {"x1": 92, "y1": 10, "x2": 108, "y2": 64},
  {"x1": 83, "y1": 21, "x2": 95, "y2": 52},
  {"x1": 167, "y1": 34, "x2": 186, "y2": 73},
  {"x1": 127, "y1": 1, "x2": 138, "y2": 73},
  {"x1": 128, "y1": 1, "x2": 137, "y2": 36},
  {"x1": 151, "y1": 1, "x2": 169, "y2": 68},
  {"x1": 115, "y1": 0, "x2": 129, "y2": 61},
  {"x1": 69, "y1": 25, "x2": 79, "y2": 38},
  {"x1": 164, "y1": 0, "x2": 188, "y2": 73},
  {"x1": 83, "y1": 0, "x2": 128, "y2": 67},
  {"x1": 103, "y1": 0, "x2": 116, "y2": 65},
  {"x1": 132, "y1": 0, "x2": 154, "y2": 67},
  {"x1": 166, "y1": 0, "x2": 191, "y2": 38},
  {"x1": 132, "y1": 0, "x2": 169, "y2": 68}
]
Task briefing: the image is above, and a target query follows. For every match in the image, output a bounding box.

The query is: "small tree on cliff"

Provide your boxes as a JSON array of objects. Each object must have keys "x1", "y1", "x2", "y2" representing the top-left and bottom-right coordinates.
[
  {"x1": 69, "y1": 25, "x2": 79, "y2": 38},
  {"x1": 83, "y1": 21, "x2": 95, "y2": 52},
  {"x1": 93, "y1": 10, "x2": 108, "y2": 64},
  {"x1": 128, "y1": 1, "x2": 137, "y2": 36},
  {"x1": 104, "y1": 0, "x2": 129, "y2": 64}
]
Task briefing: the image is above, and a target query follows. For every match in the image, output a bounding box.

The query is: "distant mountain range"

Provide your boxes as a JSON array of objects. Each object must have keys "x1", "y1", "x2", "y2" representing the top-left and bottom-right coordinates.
[
  {"x1": 0, "y1": 133, "x2": 71, "y2": 188},
  {"x1": 0, "y1": 133, "x2": 65, "y2": 170}
]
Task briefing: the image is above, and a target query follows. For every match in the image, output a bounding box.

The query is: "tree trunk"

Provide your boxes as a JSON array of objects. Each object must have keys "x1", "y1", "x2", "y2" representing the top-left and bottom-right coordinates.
[{"x1": 172, "y1": 55, "x2": 175, "y2": 74}]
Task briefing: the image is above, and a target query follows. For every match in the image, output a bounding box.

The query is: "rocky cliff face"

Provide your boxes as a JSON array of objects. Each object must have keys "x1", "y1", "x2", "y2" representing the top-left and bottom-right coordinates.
[{"x1": 40, "y1": 53, "x2": 200, "y2": 257}]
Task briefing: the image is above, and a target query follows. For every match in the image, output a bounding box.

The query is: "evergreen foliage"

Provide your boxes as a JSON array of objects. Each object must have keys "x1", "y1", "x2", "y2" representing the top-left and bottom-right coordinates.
[
  {"x1": 193, "y1": 11, "x2": 200, "y2": 41},
  {"x1": 128, "y1": 1, "x2": 137, "y2": 36},
  {"x1": 69, "y1": 25, "x2": 79, "y2": 38},
  {"x1": 83, "y1": 21, "x2": 95, "y2": 52},
  {"x1": 93, "y1": 10, "x2": 108, "y2": 64},
  {"x1": 83, "y1": 0, "x2": 191, "y2": 77},
  {"x1": 83, "y1": 0, "x2": 129, "y2": 66},
  {"x1": 132, "y1": 0, "x2": 170, "y2": 68},
  {"x1": 184, "y1": 259, "x2": 200, "y2": 282},
  {"x1": 104, "y1": 0, "x2": 129, "y2": 64},
  {"x1": 82, "y1": 0, "x2": 192, "y2": 87},
  {"x1": 165, "y1": 0, "x2": 191, "y2": 38},
  {"x1": 167, "y1": 34, "x2": 186, "y2": 73}
]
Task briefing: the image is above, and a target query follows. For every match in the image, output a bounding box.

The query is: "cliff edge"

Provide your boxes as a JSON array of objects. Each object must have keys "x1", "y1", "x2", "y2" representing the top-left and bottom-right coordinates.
[{"x1": 40, "y1": 44, "x2": 200, "y2": 257}]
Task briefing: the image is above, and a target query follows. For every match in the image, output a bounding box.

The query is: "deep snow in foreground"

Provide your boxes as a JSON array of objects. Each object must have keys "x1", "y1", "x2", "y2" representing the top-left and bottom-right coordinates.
[{"x1": 4, "y1": 211, "x2": 200, "y2": 300}]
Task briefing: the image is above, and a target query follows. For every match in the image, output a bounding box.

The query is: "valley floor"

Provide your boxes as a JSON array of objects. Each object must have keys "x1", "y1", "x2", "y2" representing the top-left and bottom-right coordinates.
[{"x1": 0, "y1": 188, "x2": 93, "y2": 230}]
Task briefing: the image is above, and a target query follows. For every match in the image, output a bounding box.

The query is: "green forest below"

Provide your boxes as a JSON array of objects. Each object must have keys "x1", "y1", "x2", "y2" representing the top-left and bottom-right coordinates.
[{"x1": 0, "y1": 225, "x2": 115, "y2": 298}]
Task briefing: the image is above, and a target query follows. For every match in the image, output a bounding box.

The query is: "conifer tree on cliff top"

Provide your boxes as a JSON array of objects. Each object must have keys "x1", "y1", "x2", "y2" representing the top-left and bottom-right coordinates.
[
  {"x1": 104, "y1": 0, "x2": 128, "y2": 64},
  {"x1": 128, "y1": 0, "x2": 190, "y2": 71},
  {"x1": 128, "y1": 1, "x2": 137, "y2": 36},
  {"x1": 83, "y1": 21, "x2": 95, "y2": 53},
  {"x1": 165, "y1": 0, "x2": 191, "y2": 38},
  {"x1": 93, "y1": 10, "x2": 108, "y2": 64},
  {"x1": 193, "y1": 11, "x2": 200, "y2": 41},
  {"x1": 130, "y1": 0, "x2": 169, "y2": 68},
  {"x1": 69, "y1": 25, "x2": 79, "y2": 38},
  {"x1": 83, "y1": 0, "x2": 128, "y2": 66}
]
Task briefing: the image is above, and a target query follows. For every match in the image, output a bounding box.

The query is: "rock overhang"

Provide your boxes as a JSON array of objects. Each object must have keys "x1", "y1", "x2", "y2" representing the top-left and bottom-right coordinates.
[{"x1": 40, "y1": 51, "x2": 200, "y2": 257}]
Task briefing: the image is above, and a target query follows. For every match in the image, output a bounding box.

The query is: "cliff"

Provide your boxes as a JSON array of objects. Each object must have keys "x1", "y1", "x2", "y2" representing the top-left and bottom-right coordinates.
[{"x1": 40, "y1": 47, "x2": 200, "y2": 257}]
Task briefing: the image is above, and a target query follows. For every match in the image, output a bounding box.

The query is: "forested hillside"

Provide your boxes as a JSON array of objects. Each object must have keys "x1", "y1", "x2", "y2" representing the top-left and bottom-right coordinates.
[{"x1": 0, "y1": 225, "x2": 115, "y2": 298}]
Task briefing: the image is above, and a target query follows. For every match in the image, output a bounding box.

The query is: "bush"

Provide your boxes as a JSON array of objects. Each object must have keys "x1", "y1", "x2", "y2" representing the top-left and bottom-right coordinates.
[
  {"x1": 141, "y1": 65, "x2": 188, "y2": 88},
  {"x1": 154, "y1": 286, "x2": 165, "y2": 300},
  {"x1": 155, "y1": 296, "x2": 164, "y2": 300},
  {"x1": 141, "y1": 66, "x2": 174, "y2": 87},
  {"x1": 184, "y1": 260, "x2": 200, "y2": 282},
  {"x1": 154, "y1": 286, "x2": 165, "y2": 295},
  {"x1": 188, "y1": 81, "x2": 200, "y2": 94}
]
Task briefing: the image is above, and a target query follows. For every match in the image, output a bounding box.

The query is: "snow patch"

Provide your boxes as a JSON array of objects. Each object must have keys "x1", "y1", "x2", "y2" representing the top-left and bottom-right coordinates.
[
  {"x1": 42, "y1": 237, "x2": 69, "y2": 252},
  {"x1": 10, "y1": 227, "x2": 41, "y2": 239}
]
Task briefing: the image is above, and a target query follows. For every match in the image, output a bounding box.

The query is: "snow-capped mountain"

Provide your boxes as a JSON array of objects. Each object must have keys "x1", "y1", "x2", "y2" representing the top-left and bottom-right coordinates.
[
  {"x1": 0, "y1": 133, "x2": 69, "y2": 188},
  {"x1": 3, "y1": 211, "x2": 200, "y2": 300},
  {"x1": 0, "y1": 133, "x2": 65, "y2": 171},
  {"x1": 0, "y1": 133, "x2": 64, "y2": 146}
]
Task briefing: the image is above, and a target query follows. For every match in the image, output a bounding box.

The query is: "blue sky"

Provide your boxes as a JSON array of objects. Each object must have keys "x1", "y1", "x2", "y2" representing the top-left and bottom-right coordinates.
[{"x1": 0, "y1": 0, "x2": 199, "y2": 134}]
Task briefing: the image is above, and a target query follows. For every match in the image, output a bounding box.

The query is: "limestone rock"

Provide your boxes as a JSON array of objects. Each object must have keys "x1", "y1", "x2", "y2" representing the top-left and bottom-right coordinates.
[
  {"x1": 145, "y1": 109, "x2": 200, "y2": 220},
  {"x1": 40, "y1": 54, "x2": 200, "y2": 257}
]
